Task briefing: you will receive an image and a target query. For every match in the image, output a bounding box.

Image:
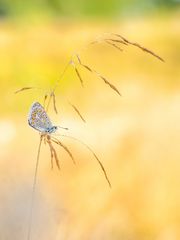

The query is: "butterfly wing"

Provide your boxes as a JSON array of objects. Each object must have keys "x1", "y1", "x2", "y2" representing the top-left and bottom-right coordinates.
[{"x1": 28, "y1": 102, "x2": 53, "y2": 132}]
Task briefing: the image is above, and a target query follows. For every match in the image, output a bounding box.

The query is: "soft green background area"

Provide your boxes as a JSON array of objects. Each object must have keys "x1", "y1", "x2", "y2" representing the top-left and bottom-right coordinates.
[{"x1": 0, "y1": 0, "x2": 179, "y2": 19}]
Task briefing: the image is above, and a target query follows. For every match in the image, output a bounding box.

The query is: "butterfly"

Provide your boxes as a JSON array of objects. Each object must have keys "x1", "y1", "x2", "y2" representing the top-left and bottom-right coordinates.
[{"x1": 28, "y1": 102, "x2": 58, "y2": 134}]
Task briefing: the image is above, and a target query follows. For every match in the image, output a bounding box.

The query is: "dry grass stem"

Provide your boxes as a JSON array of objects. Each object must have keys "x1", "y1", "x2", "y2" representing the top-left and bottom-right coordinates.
[
  {"x1": 131, "y1": 42, "x2": 165, "y2": 62},
  {"x1": 69, "y1": 102, "x2": 86, "y2": 123},
  {"x1": 45, "y1": 91, "x2": 58, "y2": 114},
  {"x1": 79, "y1": 62, "x2": 121, "y2": 96},
  {"x1": 27, "y1": 135, "x2": 43, "y2": 240},
  {"x1": 51, "y1": 137, "x2": 76, "y2": 165},
  {"x1": 70, "y1": 58, "x2": 84, "y2": 87},
  {"x1": 15, "y1": 87, "x2": 35, "y2": 94},
  {"x1": 74, "y1": 53, "x2": 121, "y2": 96},
  {"x1": 105, "y1": 38, "x2": 128, "y2": 45},
  {"x1": 51, "y1": 92, "x2": 58, "y2": 114},
  {"x1": 56, "y1": 134, "x2": 111, "y2": 188},
  {"x1": 113, "y1": 33, "x2": 164, "y2": 62},
  {"x1": 91, "y1": 151, "x2": 112, "y2": 188},
  {"x1": 96, "y1": 73, "x2": 122, "y2": 96},
  {"x1": 105, "y1": 40, "x2": 123, "y2": 51},
  {"x1": 46, "y1": 135, "x2": 60, "y2": 170},
  {"x1": 49, "y1": 142, "x2": 54, "y2": 169},
  {"x1": 45, "y1": 136, "x2": 54, "y2": 169},
  {"x1": 81, "y1": 63, "x2": 93, "y2": 73},
  {"x1": 74, "y1": 67, "x2": 84, "y2": 87},
  {"x1": 43, "y1": 94, "x2": 48, "y2": 108},
  {"x1": 89, "y1": 40, "x2": 102, "y2": 45},
  {"x1": 45, "y1": 94, "x2": 53, "y2": 113},
  {"x1": 76, "y1": 54, "x2": 82, "y2": 64}
]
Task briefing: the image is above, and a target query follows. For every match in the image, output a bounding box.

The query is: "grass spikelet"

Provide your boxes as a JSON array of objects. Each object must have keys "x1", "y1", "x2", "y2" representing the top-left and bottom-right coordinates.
[
  {"x1": 105, "y1": 38, "x2": 128, "y2": 45},
  {"x1": 15, "y1": 87, "x2": 34, "y2": 94},
  {"x1": 46, "y1": 135, "x2": 60, "y2": 170},
  {"x1": 79, "y1": 62, "x2": 121, "y2": 96},
  {"x1": 51, "y1": 137, "x2": 76, "y2": 165},
  {"x1": 45, "y1": 95, "x2": 52, "y2": 113},
  {"x1": 68, "y1": 102, "x2": 86, "y2": 123},
  {"x1": 51, "y1": 92, "x2": 58, "y2": 114},
  {"x1": 91, "y1": 150, "x2": 111, "y2": 188},
  {"x1": 47, "y1": 138, "x2": 54, "y2": 169},
  {"x1": 130, "y1": 42, "x2": 165, "y2": 62},
  {"x1": 81, "y1": 63, "x2": 93, "y2": 73},
  {"x1": 97, "y1": 73, "x2": 122, "y2": 96},
  {"x1": 43, "y1": 94, "x2": 48, "y2": 108},
  {"x1": 74, "y1": 67, "x2": 84, "y2": 87},
  {"x1": 90, "y1": 40, "x2": 100, "y2": 45},
  {"x1": 71, "y1": 57, "x2": 84, "y2": 87},
  {"x1": 105, "y1": 40, "x2": 123, "y2": 51},
  {"x1": 113, "y1": 34, "x2": 129, "y2": 44},
  {"x1": 113, "y1": 33, "x2": 164, "y2": 62},
  {"x1": 76, "y1": 54, "x2": 82, "y2": 64},
  {"x1": 55, "y1": 134, "x2": 112, "y2": 188},
  {"x1": 52, "y1": 147, "x2": 60, "y2": 170}
]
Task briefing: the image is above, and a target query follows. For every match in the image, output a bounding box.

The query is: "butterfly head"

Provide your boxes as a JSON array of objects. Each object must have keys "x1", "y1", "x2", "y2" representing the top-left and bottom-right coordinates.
[{"x1": 47, "y1": 126, "x2": 58, "y2": 134}]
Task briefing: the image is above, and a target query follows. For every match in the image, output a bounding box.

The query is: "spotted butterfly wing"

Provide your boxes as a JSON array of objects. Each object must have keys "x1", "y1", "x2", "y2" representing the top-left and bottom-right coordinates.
[{"x1": 28, "y1": 102, "x2": 53, "y2": 133}]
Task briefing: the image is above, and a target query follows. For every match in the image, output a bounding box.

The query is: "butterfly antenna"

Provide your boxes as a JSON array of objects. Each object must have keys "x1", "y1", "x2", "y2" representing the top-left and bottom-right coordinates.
[
  {"x1": 27, "y1": 135, "x2": 43, "y2": 240},
  {"x1": 57, "y1": 126, "x2": 69, "y2": 130},
  {"x1": 53, "y1": 133, "x2": 111, "y2": 188}
]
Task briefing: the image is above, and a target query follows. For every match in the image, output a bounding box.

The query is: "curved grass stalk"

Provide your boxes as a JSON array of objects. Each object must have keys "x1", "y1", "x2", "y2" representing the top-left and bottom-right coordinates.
[
  {"x1": 53, "y1": 133, "x2": 111, "y2": 188},
  {"x1": 68, "y1": 101, "x2": 86, "y2": 123},
  {"x1": 15, "y1": 33, "x2": 164, "y2": 119}
]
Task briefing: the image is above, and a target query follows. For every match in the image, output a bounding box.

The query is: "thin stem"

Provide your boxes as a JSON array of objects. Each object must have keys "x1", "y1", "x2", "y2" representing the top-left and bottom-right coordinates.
[
  {"x1": 51, "y1": 136, "x2": 76, "y2": 165},
  {"x1": 46, "y1": 135, "x2": 61, "y2": 170},
  {"x1": 46, "y1": 61, "x2": 71, "y2": 113},
  {"x1": 53, "y1": 133, "x2": 111, "y2": 188},
  {"x1": 53, "y1": 61, "x2": 72, "y2": 92},
  {"x1": 27, "y1": 135, "x2": 43, "y2": 240},
  {"x1": 45, "y1": 36, "x2": 103, "y2": 113},
  {"x1": 68, "y1": 101, "x2": 86, "y2": 123}
]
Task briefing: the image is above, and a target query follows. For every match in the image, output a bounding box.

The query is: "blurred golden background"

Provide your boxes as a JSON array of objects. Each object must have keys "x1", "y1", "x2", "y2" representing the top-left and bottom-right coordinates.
[{"x1": 0, "y1": 1, "x2": 180, "y2": 239}]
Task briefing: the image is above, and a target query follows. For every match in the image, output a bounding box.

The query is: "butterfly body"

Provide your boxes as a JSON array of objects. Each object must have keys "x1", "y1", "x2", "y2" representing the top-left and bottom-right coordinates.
[{"x1": 28, "y1": 102, "x2": 57, "y2": 134}]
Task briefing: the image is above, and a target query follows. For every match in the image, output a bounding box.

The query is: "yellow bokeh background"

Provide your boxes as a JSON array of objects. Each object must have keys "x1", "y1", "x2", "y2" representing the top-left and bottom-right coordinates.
[{"x1": 0, "y1": 4, "x2": 180, "y2": 240}]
